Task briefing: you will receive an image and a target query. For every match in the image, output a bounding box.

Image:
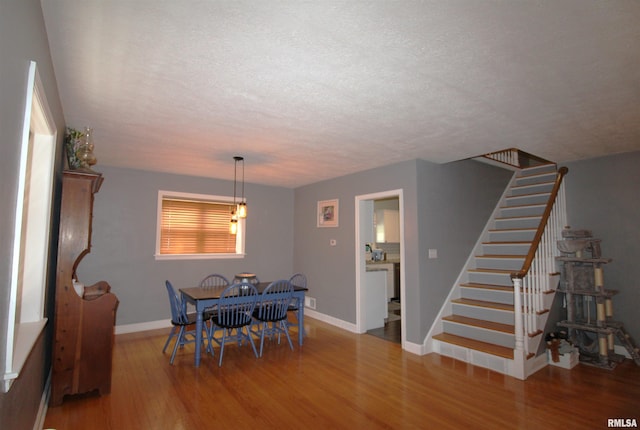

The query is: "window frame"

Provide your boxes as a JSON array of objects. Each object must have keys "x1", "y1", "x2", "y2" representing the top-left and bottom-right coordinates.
[
  {"x1": 3, "y1": 61, "x2": 55, "y2": 393},
  {"x1": 155, "y1": 190, "x2": 246, "y2": 260}
]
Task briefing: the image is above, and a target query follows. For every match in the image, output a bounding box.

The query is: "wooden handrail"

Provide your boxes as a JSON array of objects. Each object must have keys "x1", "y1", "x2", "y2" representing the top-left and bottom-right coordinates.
[{"x1": 511, "y1": 166, "x2": 568, "y2": 280}]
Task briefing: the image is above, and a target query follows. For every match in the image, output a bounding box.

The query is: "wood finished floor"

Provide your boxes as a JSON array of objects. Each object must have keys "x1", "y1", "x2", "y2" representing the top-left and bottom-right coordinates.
[{"x1": 44, "y1": 317, "x2": 640, "y2": 430}]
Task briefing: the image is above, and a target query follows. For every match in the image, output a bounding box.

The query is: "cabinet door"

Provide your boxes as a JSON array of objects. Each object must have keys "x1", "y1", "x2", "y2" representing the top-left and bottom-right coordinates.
[
  {"x1": 383, "y1": 210, "x2": 400, "y2": 243},
  {"x1": 376, "y1": 209, "x2": 400, "y2": 243}
]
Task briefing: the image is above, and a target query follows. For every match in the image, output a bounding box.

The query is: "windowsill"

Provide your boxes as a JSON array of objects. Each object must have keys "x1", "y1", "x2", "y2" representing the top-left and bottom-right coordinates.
[
  {"x1": 154, "y1": 253, "x2": 245, "y2": 261},
  {"x1": 1, "y1": 318, "x2": 48, "y2": 393}
]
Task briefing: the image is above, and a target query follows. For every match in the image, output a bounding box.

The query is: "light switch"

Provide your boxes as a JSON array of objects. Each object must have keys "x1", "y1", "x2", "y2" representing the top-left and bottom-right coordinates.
[{"x1": 428, "y1": 248, "x2": 438, "y2": 259}]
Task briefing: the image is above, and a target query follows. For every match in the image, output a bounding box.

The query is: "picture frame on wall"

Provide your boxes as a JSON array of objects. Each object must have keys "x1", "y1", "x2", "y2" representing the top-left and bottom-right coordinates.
[{"x1": 317, "y1": 199, "x2": 339, "y2": 228}]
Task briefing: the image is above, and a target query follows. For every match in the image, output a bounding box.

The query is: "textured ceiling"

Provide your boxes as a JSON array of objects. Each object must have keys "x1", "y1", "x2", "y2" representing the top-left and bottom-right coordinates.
[{"x1": 41, "y1": 1, "x2": 640, "y2": 188}]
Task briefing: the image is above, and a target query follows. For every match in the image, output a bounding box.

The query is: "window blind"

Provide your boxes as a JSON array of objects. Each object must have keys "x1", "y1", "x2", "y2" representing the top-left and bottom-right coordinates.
[{"x1": 160, "y1": 198, "x2": 236, "y2": 254}]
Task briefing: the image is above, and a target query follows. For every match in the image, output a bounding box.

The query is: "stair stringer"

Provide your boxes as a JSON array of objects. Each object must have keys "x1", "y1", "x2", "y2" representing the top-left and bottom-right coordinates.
[{"x1": 424, "y1": 169, "x2": 520, "y2": 353}]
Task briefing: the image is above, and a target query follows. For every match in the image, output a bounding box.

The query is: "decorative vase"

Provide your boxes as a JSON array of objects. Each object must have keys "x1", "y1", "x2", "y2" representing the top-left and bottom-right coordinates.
[{"x1": 76, "y1": 127, "x2": 97, "y2": 170}]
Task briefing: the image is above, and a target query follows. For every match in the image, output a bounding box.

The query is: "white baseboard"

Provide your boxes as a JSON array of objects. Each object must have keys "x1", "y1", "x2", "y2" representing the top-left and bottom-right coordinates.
[
  {"x1": 403, "y1": 340, "x2": 423, "y2": 355},
  {"x1": 115, "y1": 319, "x2": 171, "y2": 335},
  {"x1": 36, "y1": 370, "x2": 51, "y2": 430},
  {"x1": 303, "y1": 308, "x2": 358, "y2": 333}
]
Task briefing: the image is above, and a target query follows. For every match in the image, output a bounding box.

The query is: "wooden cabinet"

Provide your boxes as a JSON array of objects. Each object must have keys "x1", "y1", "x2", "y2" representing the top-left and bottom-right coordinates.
[
  {"x1": 375, "y1": 209, "x2": 400, "y2": 243},
  {"x1": 50, "y1": 171, "x2": 119, "y2": 406}
]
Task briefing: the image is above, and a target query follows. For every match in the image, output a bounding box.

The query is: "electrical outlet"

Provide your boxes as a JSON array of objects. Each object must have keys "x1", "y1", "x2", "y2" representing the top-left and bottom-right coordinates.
[
  {"x1": 330, "y1": 239, "x2": 337, "y2": 246},
  {"x1": 305, "y1": 297, "x2": 316, "y2": 309},
  {"x1": 428, "y1": 248, "x2": 438, "y2": 259}
]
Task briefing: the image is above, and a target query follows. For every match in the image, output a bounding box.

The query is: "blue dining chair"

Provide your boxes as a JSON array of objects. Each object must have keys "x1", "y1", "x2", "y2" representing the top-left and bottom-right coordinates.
[
  {"x1": 251, "y1": 279, "x2": 295, "y2": 357},
  {"x1": 163, "y1": 280, "x2": 204, "y2": 364},
  {"x1": 208, "y1": 282, "x2": 259, "y2": 366},
  {"x1": 199, "y1": 273, "x2": 230, "y2": 324}
]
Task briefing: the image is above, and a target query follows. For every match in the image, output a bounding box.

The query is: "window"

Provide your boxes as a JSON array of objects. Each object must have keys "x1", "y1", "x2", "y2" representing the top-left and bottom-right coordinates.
[{"x1": 155, "y1": 190, "x2": 245, "y2": 260}]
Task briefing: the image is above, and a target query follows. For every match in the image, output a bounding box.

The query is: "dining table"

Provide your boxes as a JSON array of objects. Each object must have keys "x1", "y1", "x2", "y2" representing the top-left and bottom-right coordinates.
[{"x1": 180, "y1": 281, "x2": 308, "y2": 367}]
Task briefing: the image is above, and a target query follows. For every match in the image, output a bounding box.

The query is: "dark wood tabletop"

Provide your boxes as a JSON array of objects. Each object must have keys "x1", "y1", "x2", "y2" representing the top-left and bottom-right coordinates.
[{"x1": 180, "y1": 282, "x2": 308, "y2": 301}]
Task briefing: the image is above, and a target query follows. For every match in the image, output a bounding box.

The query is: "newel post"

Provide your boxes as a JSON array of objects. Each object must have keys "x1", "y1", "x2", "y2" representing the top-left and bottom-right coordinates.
[
  {"x1": 512, "y1": 275, "x2": 524, "y2": 353},
  {"x1": 511, "y1": 274, "x2": 526, "y2": 379}
]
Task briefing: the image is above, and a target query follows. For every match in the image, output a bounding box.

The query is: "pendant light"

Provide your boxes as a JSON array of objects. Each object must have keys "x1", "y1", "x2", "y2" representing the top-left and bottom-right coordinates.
[
  {"x1": 229, "y1": 156, "x2": 246, "y2": 234},
  {"x1": 236, "y1": 156, "x2": 247, "y2": 218}
]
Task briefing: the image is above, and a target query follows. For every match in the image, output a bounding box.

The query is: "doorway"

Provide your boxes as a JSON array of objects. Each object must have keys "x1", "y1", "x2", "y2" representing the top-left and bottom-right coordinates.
[{"x1": 355, "y1": 189, "x2": 405, "y2": 348}]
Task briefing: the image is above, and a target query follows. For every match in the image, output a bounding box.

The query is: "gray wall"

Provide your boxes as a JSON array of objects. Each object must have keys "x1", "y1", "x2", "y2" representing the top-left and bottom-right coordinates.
[
  {"x1": 294, "y1": 160, "x2": 418, "y2": 330},
  {"x1": 293, "y1": 159, "x2": 511, "y2": 343},
  {"x1": 416, "y1": 159, "x2": 512, "y2": 340},
  {"x1": 77, "y1": 165, "x2": 295, "y2": 325},
  {"x1": 564, "y1": 151, "x2": 640, "y2": 340},
  {"x1": 0, "y1": 0, "x2": 65, "y2": 427}
]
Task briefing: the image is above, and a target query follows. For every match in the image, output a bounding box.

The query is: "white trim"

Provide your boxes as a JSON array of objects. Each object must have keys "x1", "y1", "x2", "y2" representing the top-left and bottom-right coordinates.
[
  {"x1": 115, "y1": 319, "x2": 172, "y2": 335},
  {"x1": 3, "y1": 61, "x2": 56, "y2": 393},
  {"x1": 35, "y1": 370, "x2": 52, "y2": 430},
  {"x1": 355, "y1": 189, "x2": 406, "y2": 349},
  {"x1": 303, "y1": 309, "x2": 358, "y2": 333},
  {"x1": 155, "y1": 189, "x2": 246, "y2": 259}
]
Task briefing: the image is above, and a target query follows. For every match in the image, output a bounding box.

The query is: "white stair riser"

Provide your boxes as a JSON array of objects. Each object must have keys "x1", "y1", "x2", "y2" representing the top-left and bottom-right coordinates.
[
  {"x1": 519, "y1": 164, "x2": 557, "y2": 176},
  {"x1": 443, "y1": 321, "x2": 514, "y2": 349},
  {"x1": 489, "y1": 229, "x2": 536, "y2": 242},
  {"x1": 482, "y1": 243, "x2": 531, "y2": 255},
  {"x1": 452, "y1": 303, "x2": 514, "y2": 325},
  {"x1": 515, "y1": 172, "x2": 557, "y2": 187},
  {"x1": 509, "y1": 183, "x2": 554, "y2": 197},
  {"x1": 494, "y1": 217, "x2": 542, "y2": 230},
  {"x1": 434, "y1": 340, "x2": 512, "y2": 375},
  {"x1": 504, "y1": 193, "x2": 551, "y2": 207},
  {"x1": 499, "y1": 205, "x2": 545, "y2": 218},
  {"x1": 468, "y1": 271, "x2": 512, "y2": 286},
  {"x1": 460, "y1": 286, "x2": 514, "y2": 304},
  {"x1": 475, "y1": 257, "x2": 524, "y2": 271}
]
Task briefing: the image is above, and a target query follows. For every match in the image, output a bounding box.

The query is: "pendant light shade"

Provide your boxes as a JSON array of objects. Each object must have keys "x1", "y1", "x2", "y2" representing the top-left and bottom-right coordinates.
[
  {"x1": 237, "y1": 201, "x2": 247, "y2": 218},
  {"x1": 229, "y1": 216, "x2": 238, "y2": 235}
]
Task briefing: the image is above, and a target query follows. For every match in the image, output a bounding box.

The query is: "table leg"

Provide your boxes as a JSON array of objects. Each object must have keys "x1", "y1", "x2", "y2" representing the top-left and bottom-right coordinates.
[
  {"x1": 297, "y1": 293, "x2": 305, "y2": 346},
  {"x1": 194, "y1": 307, "x2": 203, "y2": 367}
]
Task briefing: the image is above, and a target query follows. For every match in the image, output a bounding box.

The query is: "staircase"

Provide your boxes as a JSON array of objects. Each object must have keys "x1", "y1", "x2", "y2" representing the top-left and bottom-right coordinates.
[{"x1": 429, "y1": 149, "x2": 568, "y2": 380}]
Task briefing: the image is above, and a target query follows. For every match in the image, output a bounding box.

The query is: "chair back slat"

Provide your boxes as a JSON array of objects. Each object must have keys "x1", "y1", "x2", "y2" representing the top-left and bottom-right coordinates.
[
  {"x1": 255, "y1": 280, "x2": 294, "y2": 322},
  {"x1": 200, "y1": 273, "x2": 229, "y2": 289},
  {"x1": 217, "y1": 283, "x2": 258, "y2": 328}
]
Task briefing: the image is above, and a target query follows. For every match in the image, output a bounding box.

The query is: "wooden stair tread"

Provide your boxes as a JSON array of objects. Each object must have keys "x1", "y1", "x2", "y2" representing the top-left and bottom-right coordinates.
[
  {"x1": 488, "y1": 228, "x2": 536, "y2": 232},
  {"x1": 499, "y1": 203, "x2": 545, "y2": 209},
  {"x1": 452, "y1": 298, "x2": 514, "y2": 312},
  {"x1": 443, "y1": 315, "x2": 514, "y2": 334},
  {"x1": 495, "y1": 214, "x2": 543, "y2": 220},
  {"x1": 460, "y1": 282, "x2": 513, "y2": 292},
  {"x1": 511, "y1": 181, "x2": 555, "y2": 189},
  {"x1": 475, "y1": 254, "x2": 526, "y2": 259},
  {"x1": 505, "y1": 191, "x2": 551, "y2": 198},
  {"x1": 482, "y1": 241, "x2": 532, "y2": 245},
  {"x1": 433, "y1": 333, "x2": 514, "y2": 359},
  {"x1": 468, "y1": 268, "x2": 513, "y2": 274}
]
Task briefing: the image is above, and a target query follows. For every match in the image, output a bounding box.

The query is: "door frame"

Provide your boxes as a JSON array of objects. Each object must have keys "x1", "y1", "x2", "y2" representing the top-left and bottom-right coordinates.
[{"x1": 355, "y1": 189, "x2": 406, "y2": 348}]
